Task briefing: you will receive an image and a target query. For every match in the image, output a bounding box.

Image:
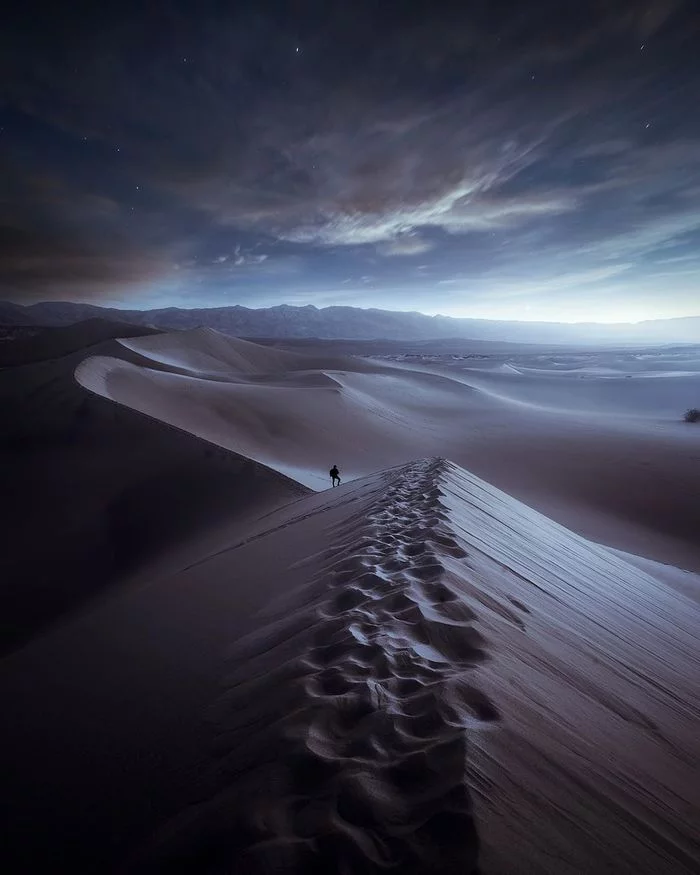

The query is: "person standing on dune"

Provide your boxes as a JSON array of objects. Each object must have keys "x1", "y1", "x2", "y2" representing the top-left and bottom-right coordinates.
[{"x1": 329, "y1": 465, "x2": 341, "y2": 487}]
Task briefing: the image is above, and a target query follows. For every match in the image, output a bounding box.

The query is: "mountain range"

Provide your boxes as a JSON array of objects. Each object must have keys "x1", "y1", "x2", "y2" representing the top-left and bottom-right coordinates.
[{"x1": 1, "y1": 299, "x2": 699, "y2": 344}]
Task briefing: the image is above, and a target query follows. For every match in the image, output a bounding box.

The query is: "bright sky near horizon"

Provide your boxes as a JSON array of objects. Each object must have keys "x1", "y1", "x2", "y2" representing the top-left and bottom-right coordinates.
[{"x1": 2, "y1": 0, "x2": 700, "y2": 323}]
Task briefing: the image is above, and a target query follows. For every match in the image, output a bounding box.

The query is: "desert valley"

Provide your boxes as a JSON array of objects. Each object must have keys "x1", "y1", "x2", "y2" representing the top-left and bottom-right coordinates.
[{"x1": 1, "y1": 318, "x2": 699, "y2": 873}]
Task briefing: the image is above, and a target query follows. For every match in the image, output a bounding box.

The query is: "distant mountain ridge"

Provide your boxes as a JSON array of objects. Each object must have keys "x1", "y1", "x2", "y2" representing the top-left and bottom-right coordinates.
[{"x1": 1, "y1": 299, "x2": 698, "y2": 344}]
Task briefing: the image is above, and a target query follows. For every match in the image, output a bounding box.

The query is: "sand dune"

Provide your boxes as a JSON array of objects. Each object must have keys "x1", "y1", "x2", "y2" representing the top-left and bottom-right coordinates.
[
  {"x1": 119, "y1": 326, "x2": 378, "y2": 378},
  {"x1": 434, "y1": 356, "x2": 700, "y2": 417},
  {"x1": 0, "y1": 317, "x2": 158, "y2": 368},
  {"x1": 2, "y1": 323, "x2": 700, "y2": 873},
  {"x1": 0, "y1": 331, "x2": 307, "y2": 654},
  {"x1": 118, "y1": 327, "x2": 316, "y2": 377},
  {"x1": 2, "y1": 459, "x2": 697, "y2": 872},
  {"x1": 75, "y1": 328, "x2": 700, "y2": 569},
  {"x1": 75, "y1": 353, "x2": 434, "y2": 488}
]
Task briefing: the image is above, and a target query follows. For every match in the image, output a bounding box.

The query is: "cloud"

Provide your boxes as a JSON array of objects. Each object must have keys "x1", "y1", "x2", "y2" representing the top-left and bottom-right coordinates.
[
  {"x1": 377, "y1": 234, "x2": 435, "y2": 256},
  {"x1": 271, "y1": 166, "x2": 578, "y2": 248},
  {"x1": 232, "y1": 245, "x2": 268, "y2": 266},
  {"x1": 0, "y1": 222, "x2": 170, "y2": 300},
  {"x1": 0, "y1": 170, "x2": 173, "y2": 300},
  {"x1": 1, "y1": 0, "x2": 699, "y2": 318}
]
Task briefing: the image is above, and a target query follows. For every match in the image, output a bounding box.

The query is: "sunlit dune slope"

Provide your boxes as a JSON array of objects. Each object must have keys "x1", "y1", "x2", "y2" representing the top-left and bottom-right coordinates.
[
  {"x1": 75, "y1": 328, "x2": 700, "y2": 570},
  {"x1": 118, "y1": 326, "x2": 378, "y2": 377}
]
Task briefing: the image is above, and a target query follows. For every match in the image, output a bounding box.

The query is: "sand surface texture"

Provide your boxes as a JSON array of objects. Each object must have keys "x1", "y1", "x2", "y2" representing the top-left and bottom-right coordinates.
[
  {"x1": 2, "y1": 458, "x2": 698, "y2": 873},
  {"x1": 1, "y1": 324, "x2": 699, "y2": 873}
]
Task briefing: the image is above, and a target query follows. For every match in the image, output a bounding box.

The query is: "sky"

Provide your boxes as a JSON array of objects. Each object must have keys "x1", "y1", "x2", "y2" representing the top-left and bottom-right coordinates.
[{"x1": 1, "y1": 0, "x2": 700, "y2": 323}]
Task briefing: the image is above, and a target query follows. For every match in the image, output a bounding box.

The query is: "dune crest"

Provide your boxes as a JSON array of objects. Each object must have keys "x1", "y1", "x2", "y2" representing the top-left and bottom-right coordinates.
[
  {"x1": 127, "y1": 458, "x2": 699, "y2": 874},
  {"x1": 117, "y1": 327, "x2": 314, "y2": 377},
  {"x1": 128, "y1": 459, "x2": 489, "y2": 873},
  {"x1": 0, "y1": 329, "x2": 309, "y2": 654}
]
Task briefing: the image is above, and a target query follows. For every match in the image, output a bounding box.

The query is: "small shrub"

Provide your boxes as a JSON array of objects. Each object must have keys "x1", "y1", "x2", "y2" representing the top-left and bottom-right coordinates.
[{"x1": 684, "y1": 408, "x2": 700, "y2": 423}]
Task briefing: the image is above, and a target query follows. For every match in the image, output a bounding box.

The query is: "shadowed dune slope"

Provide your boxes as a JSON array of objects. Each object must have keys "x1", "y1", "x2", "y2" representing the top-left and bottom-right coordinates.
[
  {"x1": 0, "y1": 459, "x2": 697, "y2": 873},
  {"x1": 0, "y1": 318, "x2": 159, "y2": 368},
  {"x1": 0, "y1": 337, "x2": 308, "y2": 655}
]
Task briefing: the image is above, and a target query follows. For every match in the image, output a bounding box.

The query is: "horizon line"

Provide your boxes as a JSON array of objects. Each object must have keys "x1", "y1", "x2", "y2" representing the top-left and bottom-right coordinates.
[{"x1": 5, "y1": 299, "x2": 700, "y2": 328}]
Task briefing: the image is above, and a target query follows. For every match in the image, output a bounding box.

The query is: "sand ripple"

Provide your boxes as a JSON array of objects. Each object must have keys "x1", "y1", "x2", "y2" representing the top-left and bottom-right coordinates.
[{"x1": 131, "y1": 459, "x2": 493, "y2": 873}]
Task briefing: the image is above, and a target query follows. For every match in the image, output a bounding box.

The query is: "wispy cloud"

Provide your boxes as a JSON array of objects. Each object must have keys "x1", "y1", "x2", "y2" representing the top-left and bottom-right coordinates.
[
  {"x1": 1, "y1": 0, "x2": 699, "y2": 319},
  {"x1": 232, "y1": 245, "x2": 268, "y2": 267},
  {"x1": 376, "y1": 234, "x2": 435, "y2": 257}
]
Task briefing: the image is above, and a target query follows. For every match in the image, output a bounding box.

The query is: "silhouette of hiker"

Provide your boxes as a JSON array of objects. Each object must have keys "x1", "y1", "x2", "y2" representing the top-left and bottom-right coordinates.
[{"x1": 330, "y1": 465, "x2": 341, "y2": 487}]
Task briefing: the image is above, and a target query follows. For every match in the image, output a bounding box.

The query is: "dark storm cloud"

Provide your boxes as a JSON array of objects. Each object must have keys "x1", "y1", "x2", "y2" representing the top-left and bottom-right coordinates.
[{"x1": 1, "y1": 0, "x2": 699, "y2": 318}]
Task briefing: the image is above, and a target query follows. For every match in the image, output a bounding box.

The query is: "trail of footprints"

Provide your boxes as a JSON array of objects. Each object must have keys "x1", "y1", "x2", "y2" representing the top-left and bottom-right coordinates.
[{"x1": 213, "y1": 458, "x2": 497, "y2": 874}]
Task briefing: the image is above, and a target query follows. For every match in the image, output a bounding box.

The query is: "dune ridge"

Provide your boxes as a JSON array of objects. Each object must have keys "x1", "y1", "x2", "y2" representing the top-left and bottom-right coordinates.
[
  {"x1": 117, "y1": 327, "x2": 314, "y2": 377},
  {"x1": 74, "y1": 328, "x2": 700, "y2": 570},
  {"x1": 0, "y1": 330, "x2": 308, "y2": 653},
  {"x1": 116, "y1": 326, "x2": 375, "y2": 378},
  {"x1": 0, "y1": 318, "x2": 158, "y2": 368},
  {"x1": 126, "y1": 458, "x2": 699, "y2": 874},
  {"x1": 129, "y1": 459, "x2": 487, "y2": 873}
]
